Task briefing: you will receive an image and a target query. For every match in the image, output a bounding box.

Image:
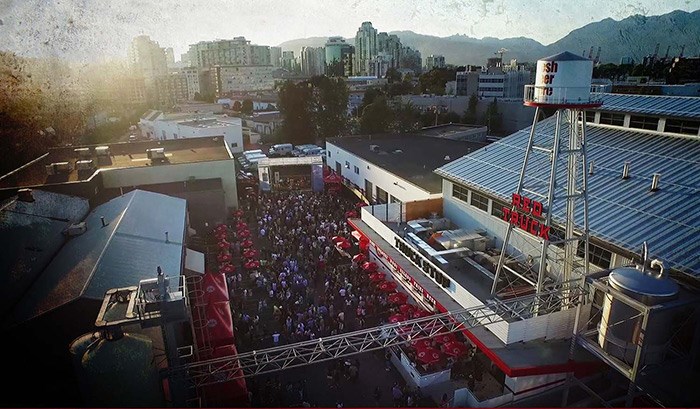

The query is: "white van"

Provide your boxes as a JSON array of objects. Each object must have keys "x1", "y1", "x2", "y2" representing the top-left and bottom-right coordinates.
[
  {"x1": 301, "y1": 146, "x2": 323, "y2": 156},
  {"x1": 268, "y1": 143, "x2": 294, "y2": 157}
]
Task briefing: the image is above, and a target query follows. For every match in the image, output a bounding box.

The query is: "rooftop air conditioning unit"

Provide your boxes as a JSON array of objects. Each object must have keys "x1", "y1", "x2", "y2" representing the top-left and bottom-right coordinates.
[
  {"x1": 46, "y1": 162, "x2": 72, "y2": 175},
  {"x1": 76, "y1": 159, "x2": 95, "y2": 171},
  {"x1": 95, "y1": 146, "x2": 110, "y2": 156},
  {"x1": 369, "y1": 144, "x2": 379, "y2": 152},
  {"x1": 74, "y1": 147, "x2": 91, "y2": 158},
  {"x1": 146, "y1": 147, "x2": 166, "y2": 160}
]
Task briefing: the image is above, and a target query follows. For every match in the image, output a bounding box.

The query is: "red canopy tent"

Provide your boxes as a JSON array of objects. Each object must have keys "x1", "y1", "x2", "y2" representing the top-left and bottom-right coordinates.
[
  {"x1": 324, "y1": 172, "x2": 343, "y2": 191},
  {"x1": 202, "y1": 272, "x2": 229, "y2": 304},
  {"x1": 416, "y1": 347, "x2": 444, "y2": 365},
  {"x1": 369, "y1": 272, "x2": 385, "y2": 282},
  {"x1": 352, "y1": 254, "x2": 367, "y2": 263},
  {"x1": 201, "y1": 345, "x2": 250, "y2": 407},
  {"x1": 441, "y1": 341, "x2": 470, "y2": 357},
  {"x1": 331, "y1": 236, "x2": 345, "y2": 244},
  {"x1": 378, "y1": 281, "x2": 397, "y2": 292},
  {"x1": 388, "y1": 292, "x2": 408, "y2": 305},
  {"x1": 205, "y1": 301, "x2": 235, "y2": 348},
  {"x1": 336, "y1": 240, "x2": 351, "y2": 249},
  {"x1": 359, "y1": 237, "x2": 370, "y2": 252},
  {"x1": 409, "y1": 339, "x2": 433, "y2": 349},
  {"x1": 411, "y1": 309, "x2": 433, "y2": 319}
]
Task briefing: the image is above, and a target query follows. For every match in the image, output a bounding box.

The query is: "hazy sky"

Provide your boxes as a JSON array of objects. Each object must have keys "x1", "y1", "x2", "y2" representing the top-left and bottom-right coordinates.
[{"x1": 0, "y1": 0, "x2": 698, "y2": 62}]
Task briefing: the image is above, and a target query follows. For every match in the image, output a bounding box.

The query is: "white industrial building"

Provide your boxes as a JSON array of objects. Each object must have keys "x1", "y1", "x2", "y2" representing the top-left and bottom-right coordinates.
[
  {"x1": 139, "y1": 110, "x2": 244, "y2": 153},
  {"x1": 325, "y1": 130, "x2": 487, "y2": 204}
]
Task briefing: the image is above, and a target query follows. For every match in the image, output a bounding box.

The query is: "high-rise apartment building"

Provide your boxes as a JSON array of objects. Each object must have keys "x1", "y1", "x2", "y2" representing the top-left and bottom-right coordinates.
[
  {"x1": 180, "y1": 67, "x2": 201, "y2": 100},
  {"x1": 186, "y1": 37, "x2": 271, "y2": 68},
  {"x1": 301, "y1": 47, "x2": 326, "y2": 76},
  {"x1": 214, "y1": 65, "x2": 275, "y2": 95},
  {"x1": 281, "y1": 51, "x2": 297, "y2": 72},
  {"x1": 128, "y1": 35, "x2": 168, "y2": 84},
  {"x1": 354, "y1": 22, "x2": 378, "y2": 76},
  {"x1": 155, "y1": 73, "x2": 189, "y2": 108},
  {"x1": 325, "y1": 37, "x2": 354, "y2": 77},
  {"x1": 425, "y1": 54, "x2": 446, "y2": 71},
  {"x1": 377, "y1": 33, "x2": 402, "y2": 69},
  {"x1": 270, "y1": 47, "x2": 283, "y2": 67},
  {"x1": 400, "y1": 46, "x2": 422, "y2": 74},
  {"x1": 164, "y1": 47, "x2": 175, "y2": 67}
]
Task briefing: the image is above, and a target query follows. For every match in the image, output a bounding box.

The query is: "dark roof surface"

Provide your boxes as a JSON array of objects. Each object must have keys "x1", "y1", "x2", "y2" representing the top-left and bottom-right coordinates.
[
  {"x1": 436, "y1": 114, "x2": 700, "y2": 278},
  {"x1": 0, "y1": 191, "x2": 90, "y2": 317},
  {"x1": 328, "y1": 134, "x2": 487, "y2": 193},
  {"x1": 8, "y1": 190, "x2": 187, "y2": 325},
  {"x1": 0, "y1": 137, "x2": 232, "y2": 189}
]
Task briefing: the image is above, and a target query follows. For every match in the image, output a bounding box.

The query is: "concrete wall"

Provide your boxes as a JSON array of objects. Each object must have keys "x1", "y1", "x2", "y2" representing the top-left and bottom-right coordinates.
[
  {"x1": 326, "y1": 142, "x2": 438, "y2": 203},
  {"x1": 101, "y1": 159, "x2": 238, "y2": 210}
]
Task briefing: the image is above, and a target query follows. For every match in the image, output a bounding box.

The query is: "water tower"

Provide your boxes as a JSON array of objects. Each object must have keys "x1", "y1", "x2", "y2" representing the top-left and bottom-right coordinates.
[{"x1": 491, "y1": 51, "x2": 603, "y2": 302}]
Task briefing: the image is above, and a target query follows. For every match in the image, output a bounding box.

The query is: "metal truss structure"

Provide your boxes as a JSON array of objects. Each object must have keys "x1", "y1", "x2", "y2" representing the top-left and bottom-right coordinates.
[{"x1": 170, "y1": 280, "x2": 586, "y2": 388}]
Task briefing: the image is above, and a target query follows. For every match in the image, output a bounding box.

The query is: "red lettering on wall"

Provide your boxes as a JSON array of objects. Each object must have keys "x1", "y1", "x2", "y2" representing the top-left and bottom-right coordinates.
[{"x1": 532, "y1": 201, "x2": 543, "y2": 217}]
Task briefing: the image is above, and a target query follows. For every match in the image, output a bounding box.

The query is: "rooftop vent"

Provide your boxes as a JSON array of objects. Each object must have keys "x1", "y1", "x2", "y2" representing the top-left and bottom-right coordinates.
[
  {"x1": 588, "y1": 161, "x2": 595, "y2": 175},
  {"x1": 76, "y1": 159, "x2": 95, "y2": 171},
  {"x1": 392, "y1": 149, "x2": 403, "y2": 154},
  {"x1": 95, "y1": 146, "x2": 110, "y2": 156},
  {"x1": 45, "y1": 162, "x2": 72, "y2": 176},
  {"x1": 65, "y1": 221, "x2": 87, "y2": 236},
  {"x1": 444, "y1": 155, "x2": 451, "y2": 161},
  {"x1": 622, "y1": 161, "x2": 630, "y2": 179},
  {"x1": 369, "y1": 144, "x2": 380, "y2": 152},
  {"x1": 650, "y1": 173, "x2": 661, "y2": 192},
  {"x1": 146, "y1": 147, "x2": 166, "y2": 160},
  {"x1": 17, "y1": 188, "x2": 34, "y2": 203},
  {"x1": 74, "y1": 147, "x2": 91, "y2": 158}
]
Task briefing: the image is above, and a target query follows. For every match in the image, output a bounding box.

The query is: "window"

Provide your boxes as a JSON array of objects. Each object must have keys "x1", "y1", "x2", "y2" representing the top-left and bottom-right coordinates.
[
  {"x1": 345, "y1": 161, "x2": 350, "y2": 169},
  {"x1": 599, "y1": 112, "x2": 625, "y2": 126},
  {"x1": 491, "y1": 199, "x2": 508, "y2": 219},
  {"x1": 470, "y1": 191, "x2": 489, "y2": 212},
  {"x1": 354, "y1": 165, "x2": 359, "y2": 174},
  {"x1": 629, "y1": 115, "x2": 659, "y2": 131},
  {"x1": 365, "y1": 179, "x2": 373, "y2": 199},
  {"x1": 231, "y1": 142, "x2": 238, "y2": 147},
  {"x1": 584, "y1": 111, "x2": 595, "y2": 123},
  {"x1": 577, "y1": 241, "x2": 612, "y2": 269},
  {"x1": 452, "y1": 183, "x2": 469, "y2": 203},
  {"x1": 327, "y1": 150, "x2": 332, "y2": 157},
  {"x1": 665, "y1": 119, "x2": 700, "y2": 135},
  {"x1": 390, "y1": 195, "x2": 402, "y2": 204},
  {"x1": 376, "y1": 187, "x2": 388, "y2": 204}
]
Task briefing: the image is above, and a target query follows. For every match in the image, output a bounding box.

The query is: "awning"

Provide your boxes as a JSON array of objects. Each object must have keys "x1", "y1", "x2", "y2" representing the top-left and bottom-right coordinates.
[{"x1": 185, "y1": 248, "x2": 205, "y2": 275}]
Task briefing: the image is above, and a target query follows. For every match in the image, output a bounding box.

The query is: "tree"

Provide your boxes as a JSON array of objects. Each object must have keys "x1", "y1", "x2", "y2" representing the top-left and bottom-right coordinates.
[
  {"x1": 360, "y1": 96, "x2": 393, "y2": 134},
  {"x1": 462, "y1": 94, "x2": 478, "y2": 124},
  {"x1": 241, "y1": 99, "x2": 254, "y2": 115},
  {"x1": 385, "y1": 67, "x2": 401, "y2": 83},
  {"x1": 484, "y1": 97, "x2": 502, "y2": 134},
  {"x1": 358, "y1": 88, "x2": 385, "y2": 116},
  {"x1": 232, "y1": 100, "x2": 242, "y2": 112},
  {"x1": 390, "y1": 101, "x2": 421, "y2": 133},
  {"x1": 310, "y1": 75, "x2": 350, "y2": 141},
  {"x1": 277, "y1": 81, "x2": 315, "y2": 145},
  {"x1": 418, "y1": 67, "x2": 459, "y2": 95}
]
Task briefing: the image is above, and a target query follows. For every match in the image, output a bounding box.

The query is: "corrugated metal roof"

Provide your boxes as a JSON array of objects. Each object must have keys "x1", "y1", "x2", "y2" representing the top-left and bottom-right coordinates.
[
  {"x1": 9, "y1": 190, "x2": 187, "y2": 324},
  {"x1": 596, "y1": 93, "x2": 700, "y2": 119},
  {"x1": 436, "y1": 114, "x2": 700, "y2": 278},
  {"x1": 0, "y1": 191, "x2": 90, "y2": 317}
]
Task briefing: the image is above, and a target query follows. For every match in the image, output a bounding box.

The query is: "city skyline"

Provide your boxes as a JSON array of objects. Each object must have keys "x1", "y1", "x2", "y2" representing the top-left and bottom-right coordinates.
[{"x1": 0, "y1": 0, "x2": 697, "y2": 62}]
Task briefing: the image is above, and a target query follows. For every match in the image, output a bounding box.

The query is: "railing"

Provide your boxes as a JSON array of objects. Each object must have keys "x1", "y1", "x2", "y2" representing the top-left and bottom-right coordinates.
[{"x1": 523, "y1": 85, "x2": 606, "y2": 106}]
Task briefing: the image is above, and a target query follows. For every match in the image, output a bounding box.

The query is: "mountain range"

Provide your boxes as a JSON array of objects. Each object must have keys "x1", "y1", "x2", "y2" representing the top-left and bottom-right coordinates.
[{"x1": 277, "y1": 10, "x2": 700, "y2": 66}]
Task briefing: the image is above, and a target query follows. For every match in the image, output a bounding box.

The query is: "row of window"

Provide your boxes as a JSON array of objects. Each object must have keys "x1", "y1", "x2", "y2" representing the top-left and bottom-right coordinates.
[
  {"x1": 452, "y1": 183, "x2": 612, "y2": 268},
  {"x1": 588, "y1": 112, "x2": 699, "y2": 135}
]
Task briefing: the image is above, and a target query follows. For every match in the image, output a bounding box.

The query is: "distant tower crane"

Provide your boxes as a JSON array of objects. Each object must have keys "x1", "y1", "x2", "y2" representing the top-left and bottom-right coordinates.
[{"x1": 593, "y1": 47, "x2": 601, "y2": 65}]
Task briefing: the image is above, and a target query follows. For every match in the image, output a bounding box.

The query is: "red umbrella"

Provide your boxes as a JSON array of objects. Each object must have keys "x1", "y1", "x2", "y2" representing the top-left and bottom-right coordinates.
[
  {"x1": 410, "y1": 339, "x2": 433, "y2": 349},
  {"x1": 215, "y1": 233, "x2": 227, "y2": 241},
  {"x1": 331, "y1": 236, "x2": 345, "y2": 244},
  {"x1": 369, "y1": 272, "x2": 385, "y2": 282},
  {"x1": 345, "y1": 210, "x2": 358, "y2": 218},
  {"x1": 244, "y1": 260, "x2": 260, "y2": 270},
  {"x1": 238, "y1": 230, "x2": 251, "y2": 238},
  {"x1": 243, "y1": 249, "x2": 259, "y2": 259},
  {"x1": 442, "y1": 341, "x2": 470, "y2": 357},
  {"x1": 217, "y1": 252, "x2": 232, "y2": 263},
  {"x1": 241, "y1": 239, "x2": 254, "y2": 248},
  {"x1": 388, "y1": 292, "x2": 408, "y2": 305},
  {"x1": 233, "y1": 210, "x2": 244, "y2": 217},
  {"x1": 379, "y1": 281, "x2": 397, "y2": 292},
  {"x1": 361, "y1": 261, "x2": 378, "y2": 272},
  {"x1": 352, "y1": 254, "x2": 367, "y2": 263},
  {"x1": 399, "y1": 304, "x2": 416, "y2": 315},
  {"x1": 219, "y1": 263, "x2": 235, "y2": 275},
  {"x1": 236, "y1": 221, "x2": 247, "y2": 229},
  {"x1": 412, "y1": 309, "x2": 433, "y2": 319},
  {"x1": 215, "y1": 224, "x2": 227, "y2": 232},
  {"x1": 218, "y1": 241, "x2": 229, "y2": 250},
  {"x1": 416, "y1": 347, "x2": 443, "y2": 365},
  {"x1": 388, "y1": 313, "x2": 407, "y2": 324},
  {"x1": 434, "y1": 332, "x2": 457, "y2": 344},
  {"x1": 337, "y1": 241, "x2": 351, "y2": 249},
  {"x1": 355, "y1": 202, "x2": 367, "y2": 208}
]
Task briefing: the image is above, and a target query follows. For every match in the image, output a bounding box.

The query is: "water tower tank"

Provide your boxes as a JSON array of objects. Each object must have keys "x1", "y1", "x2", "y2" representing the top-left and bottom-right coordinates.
[
  {"x1": 598, "y1": 264, "x2": 679, "y2": 365},
  {"x1": 533, "y1": 51, "x2": 593, "y2": 105},
  {"x1": 69, "y1": 330, "x2": 164, "y2": 407}
]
